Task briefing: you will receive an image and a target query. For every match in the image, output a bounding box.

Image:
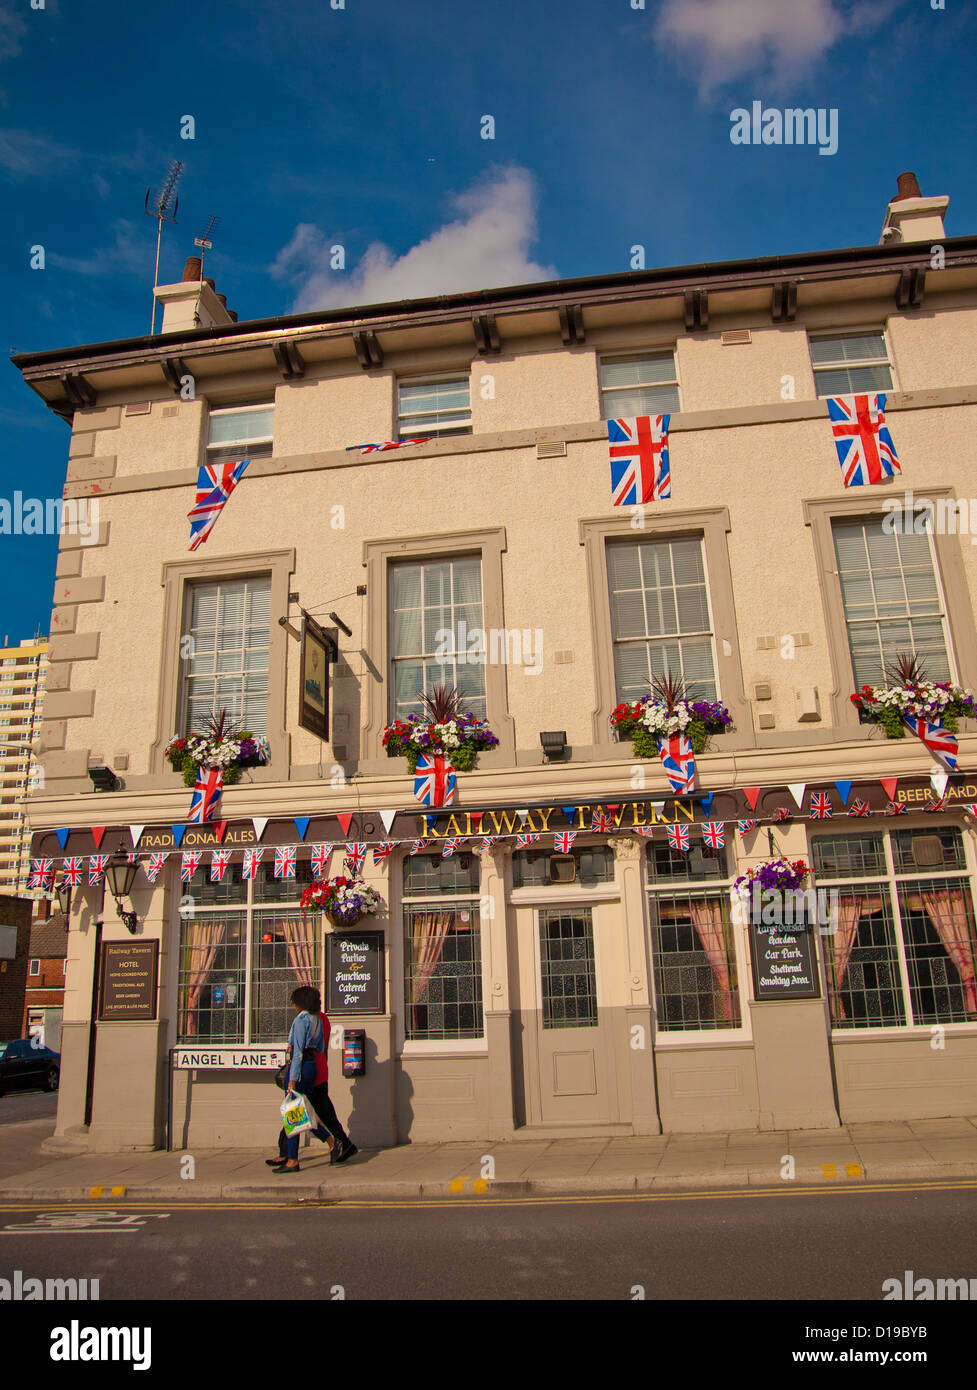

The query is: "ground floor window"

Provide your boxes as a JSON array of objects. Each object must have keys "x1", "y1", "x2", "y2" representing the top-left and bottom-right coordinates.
[
  {"x1": 177, "y1": 860, "x2": 321, "y2": 1043},
  {"x1": 538, "y1": 908, "x2": 598, "y2": 1028},
  {"x1": 403, "y1": 851, "x2": 482, "y2": 1041},
  {"x1": 812, "y1": 827, "x2": 977, "y2": 1028}
]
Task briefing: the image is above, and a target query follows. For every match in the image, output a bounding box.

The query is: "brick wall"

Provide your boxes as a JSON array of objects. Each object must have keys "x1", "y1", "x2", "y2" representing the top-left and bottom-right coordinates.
[{"x1": 0, "y1": 896, "x2": 33, "y2": 1039}]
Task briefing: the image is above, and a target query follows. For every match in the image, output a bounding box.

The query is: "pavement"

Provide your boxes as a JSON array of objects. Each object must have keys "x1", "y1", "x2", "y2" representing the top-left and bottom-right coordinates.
[{"x1": 2, "y1": 1114, "x2": 977, "y2": 1201}]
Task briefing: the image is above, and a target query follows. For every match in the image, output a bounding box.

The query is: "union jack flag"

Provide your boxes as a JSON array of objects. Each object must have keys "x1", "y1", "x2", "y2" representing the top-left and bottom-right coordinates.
[
  {"x1": 345, "y1": 438, "x2": 433, "y2": 453},
  {"x1": 88, "y1": 855, "x2": 108, "y2": 886},
  {"x1": 737, "y1": 819, "x2": 759, "y2": 837},
  {"x1": 666, "y1": 824, "x2": 690, "y2": 852},
  {"x1": 658, "y1": 734, "x2": 695, "y2": 794},
  {"x1": 209, "y1": 850, "x2": 230, "y2": 882},
  {"x1": 409, "y1": 840, "x2": 431, "y2": 855},
  {"x1": 188, "y1": 766, "x2": 223, "y2": 824},
  {"x1": 826, "y1": 394, "x2": 900, "y2": 487},
  {"x1": 479, "y1": 836, "x2": 500, "y2": 852},
  {"x1": 810, "y1": 793, "x2": 833, "y2": 820},
  {"x1": 187, "y1": 459, "x2": 250, "y2": 550},
  {"x1": 27, "y1": 858, "x2": 53, "y2": 889},
  {"x1": 310, "y1": 844, "x2": 333, "y2": 879},
  {"x1": 636, "y1": 826, "x2": 657, "y2": 837},
  {"x1": 701, "y1": 821, "x2": 725, "y2": 849},
  {"x1": 773, "y1": 807, "x2": 792, "y2": 822},
  {"x1": 413, "y1": 753, "x2": 456, "y2": 808},
  {"x1": 516, "y1": 833, "x2": 540, "y2": 848},
  {"x1": 850, "y1": 799, "x2": 872, "y2": 817},
  {"x1": 901, "y1": 715, "x2": 958, "y2": 771},
  {"x1": 344, "y1": 843, "x2": 367, "y2": 872},
  {"x1": 966, "y1": 805, "x2": 977, "y2": 819},
  {"x1": 441, "y1": 838, "x2": 461, "y2": 857},
  {"x1": 373, "y1": 842, "x2": 397, "y2": 866},
  {"x1": 61, "y1": 857, "x2": 85, "y2": 887},
  {"x1": 607, "y1": 415, "x2": 670, "y2": 505},
  {"x1": 242, "y1": 848, "x2": 264, "y2": 880},
  {"x1": 926, "y1": 795, "x2": 950, "y2": 813},
  {"x1": 553, "y1": 831, "x2": 576, "y2": 853},
  {"x1": 274, "y1": 846, "x2": 297, "y2": 879},
  {"x1": 146, "y1": 852, "x2": 169, "y2": 883},
  {"x1": 884, "y1": 801, "x2": 907, "y2": 816},
  {"x1": 181, "y1": 851, "x2": 202, "y2": 883},
  {"x1": 591, "y1": 808, "x2": 614, "y2": 833}
]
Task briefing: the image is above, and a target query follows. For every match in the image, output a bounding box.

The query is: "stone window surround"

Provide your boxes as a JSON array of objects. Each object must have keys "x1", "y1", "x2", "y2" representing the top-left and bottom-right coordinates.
[
  {"x1": 803, "y1": 488, "x2": 977, "y2": 730},
  {"x1": 579, "y1": 508, "x2": 755, "y2": 752},
  {"x1": 148, "y1": 549, "x2": 294, "y2": 777},
  {"x1": 360, "y1": 527, "x2": 515, "y2": 769}
]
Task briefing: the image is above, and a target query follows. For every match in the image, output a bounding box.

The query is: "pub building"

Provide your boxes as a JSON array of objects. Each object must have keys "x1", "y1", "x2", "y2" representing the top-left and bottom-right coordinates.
[{"x1": 14, "y1": 172, "x2": 977, "y2": 1153}]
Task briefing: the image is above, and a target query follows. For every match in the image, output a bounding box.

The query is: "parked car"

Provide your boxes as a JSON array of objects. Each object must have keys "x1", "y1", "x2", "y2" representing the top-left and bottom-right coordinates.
[{"x1": 0, "y1": 1039, "x2": 60, "y2": 1095}]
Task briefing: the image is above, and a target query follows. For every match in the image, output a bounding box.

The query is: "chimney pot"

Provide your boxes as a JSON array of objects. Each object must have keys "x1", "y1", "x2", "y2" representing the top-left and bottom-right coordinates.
[
  {"x1": 182, "y1": 256, "x2": 203, "y2": 282},
  {"x1": 894, "y1": 171, "x2": 922, "y2": 201},
  {"x1": 204, "y1": 277, "x2": 216, "y2": 292},
  {"x1": 215, "y1": 293, "x2": 227, "y2": 308}
]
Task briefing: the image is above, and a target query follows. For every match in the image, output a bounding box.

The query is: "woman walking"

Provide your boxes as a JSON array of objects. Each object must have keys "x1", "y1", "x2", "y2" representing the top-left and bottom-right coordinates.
[
  {"x1": 267, "y1": 987, "x2": 357, "y2": 1168},
  {"x1": 272, "y1": 985, "x2": 333, "y2": 1174}
]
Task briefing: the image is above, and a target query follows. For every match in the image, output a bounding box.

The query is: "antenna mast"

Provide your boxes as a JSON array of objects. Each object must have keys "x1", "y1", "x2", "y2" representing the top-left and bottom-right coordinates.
[
  {"x1": 194, "y1": 215, "x2": 219, "y2": 285},
  {"x1": 144, "y1": 159, "x2": 184, "y2": 335}
]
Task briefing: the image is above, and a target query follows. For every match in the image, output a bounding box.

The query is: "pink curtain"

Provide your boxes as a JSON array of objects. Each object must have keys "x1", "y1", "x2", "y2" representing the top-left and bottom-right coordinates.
[
  {"x1": 282, "y1": 915, "x2": 317, "y2": 988},
  {"x1": 828, "y1": 894, "x2": 883, "y2": 1022},
  {"x1": 182, "y1": 918, "x2": 227, "y2": 1037},
  {"x1": 914, "y1": 888, "x2": 977, "y2": 1015},
  {"x1": 410, "y1": 910, "x2": 453, "y2": 1031},
  {"x1": 689, "y1": 900, "x2": 737, "y2": 1023}
]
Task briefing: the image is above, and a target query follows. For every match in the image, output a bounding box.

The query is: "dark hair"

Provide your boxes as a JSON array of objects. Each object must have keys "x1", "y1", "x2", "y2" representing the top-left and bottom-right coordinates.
[{"x1": 291, "y1": 985, "x2": 319, "y2": 1013}]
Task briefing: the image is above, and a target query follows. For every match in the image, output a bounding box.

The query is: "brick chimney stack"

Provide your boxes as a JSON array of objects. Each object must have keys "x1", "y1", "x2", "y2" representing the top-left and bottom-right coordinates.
[
  {"x1": 152, "y1": 255, "x2": 238, "y2": 333},
  {"x1": 879, "y1": 171, "x2": 948, "y2": 245}
]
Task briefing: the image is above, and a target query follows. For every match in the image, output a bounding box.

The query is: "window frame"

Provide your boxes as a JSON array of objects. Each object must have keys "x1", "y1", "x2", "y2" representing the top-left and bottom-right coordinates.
[
  {"x1": 803, "y1": 491, "x2": 977, "y2": 729},
  {"x1": 808, "y1": 329, "x2": 895, "y2": 398},
  {"x1": 205, "y1": 402, "x2": 275, "y2": 463},
  {"x1": 388, "y1": 555, "x2": 487, "y2": 722},
  {"x1": 401, "y1": 851, "x2": 485, "y2": 1048},
  {"x1": 598, "y1": 350, "x2": 680, "y2": 418},
  {"x1": 397, "y1": 374, "x2": 472, "y2": 441},
  {"x1": 178, "y1": 574, "x2": 274, "y2": 742}
]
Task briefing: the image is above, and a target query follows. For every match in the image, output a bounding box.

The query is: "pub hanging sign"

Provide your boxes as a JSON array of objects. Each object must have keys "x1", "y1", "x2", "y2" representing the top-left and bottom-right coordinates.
[{"x1": 298, "y1": 614, "x2": 336, "y2": 743}]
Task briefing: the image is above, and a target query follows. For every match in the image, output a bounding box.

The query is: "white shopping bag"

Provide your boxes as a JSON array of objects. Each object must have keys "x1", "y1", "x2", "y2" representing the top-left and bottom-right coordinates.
[{"x1": 280, "y1": 1090, "x2": 314, "y2": 1137}]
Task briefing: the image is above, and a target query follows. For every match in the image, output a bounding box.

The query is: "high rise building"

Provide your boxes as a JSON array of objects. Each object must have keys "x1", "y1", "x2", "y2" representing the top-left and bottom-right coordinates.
[{"x1": 0, "y1": 636, "x2": 48, "y2": 893}]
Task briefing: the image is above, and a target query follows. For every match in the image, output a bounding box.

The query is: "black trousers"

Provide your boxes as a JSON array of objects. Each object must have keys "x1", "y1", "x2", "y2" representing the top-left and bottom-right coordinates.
[{"x1": 277, "y1": 1081, "x2": 349, "y2": 1157}]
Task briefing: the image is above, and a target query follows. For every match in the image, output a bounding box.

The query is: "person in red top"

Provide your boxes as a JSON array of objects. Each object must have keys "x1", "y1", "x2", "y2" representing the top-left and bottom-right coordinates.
[{"x1": 267, "y1": 989, "x2": 357, "y2": 1168}]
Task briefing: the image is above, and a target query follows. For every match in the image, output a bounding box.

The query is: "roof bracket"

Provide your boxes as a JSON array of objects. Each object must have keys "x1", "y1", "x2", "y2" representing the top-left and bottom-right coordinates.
[
  {"x1": 559, "y1": 304, "x2": 586, "y2": 345},
  {"x1": 59, "y1": 372, "x2": 96, "y2": 408},
  {"x1": 684, "y1": 290, "x2": 709, "y2": 332},
  {"x1": 160, "y1": 357, "x2": 188, "y2": 394},
  {"x1": 771, "y1": 281, "x2": 798, "y2": 322},
  {"x1": 472, "y1": 313, "x2": 501, "y2": 354},
  {"x1": 896, "y1": 267, "x2": 925, "y2": 310},
  {"x1": 352, "y1": 330, "x2": 383, "y2": 369},
  {"x1": 273, "y1": 341, "x2": 306, "y2": 379}
]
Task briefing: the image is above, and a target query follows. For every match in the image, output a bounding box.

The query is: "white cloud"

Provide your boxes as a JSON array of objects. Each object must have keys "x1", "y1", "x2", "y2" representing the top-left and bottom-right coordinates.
[
  {"x1": 47, "y1": 219, "x2": 152, "y2": 277},
  {"x1": 272, "y1": 166, "x2": 557, "y2": 312},
  {"x1": 655, "y1": 0, "x2": 899, "y2": 97}
]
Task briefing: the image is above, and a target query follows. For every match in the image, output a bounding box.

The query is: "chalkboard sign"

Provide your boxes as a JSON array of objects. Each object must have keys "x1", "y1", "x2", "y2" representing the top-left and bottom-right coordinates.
[
  {"x1": 748, "y1": 909, "x2": 821, "y2": 1001},
  {"x1": 326, "y1": 931, "x2": 384, "y2": 1015},
  {"x1": 99, "y1": 941, "x2": 159, "y2": 1020}
]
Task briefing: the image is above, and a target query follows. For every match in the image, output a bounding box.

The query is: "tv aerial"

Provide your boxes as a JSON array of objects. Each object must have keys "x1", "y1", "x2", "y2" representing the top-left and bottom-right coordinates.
[
  {"x1": 194, "y1": 215, "x2": 219, "y2": 284},
  {"x1": 144, "y1": 159, "x2": 184, "y2": 335}
]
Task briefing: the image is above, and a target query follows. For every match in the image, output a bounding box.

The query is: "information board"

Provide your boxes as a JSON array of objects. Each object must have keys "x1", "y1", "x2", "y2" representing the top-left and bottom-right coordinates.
[
  {"x1": 748, "y1": 911, "x2": 821, "y2": 1001},
  {"x1": 326, "y1": 930, "x2": 385, "y2": 1014},
  {"x1": 98, "y1": 941, "x2": 159, "y2": 1020}
]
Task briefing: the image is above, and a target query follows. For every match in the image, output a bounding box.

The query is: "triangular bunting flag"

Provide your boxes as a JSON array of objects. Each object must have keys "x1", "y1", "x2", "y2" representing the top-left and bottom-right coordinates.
[
  {"x1": 55, "y1": 828, "x2": 70, "y2": 850},
  {"x1": 171, "y1": 824, "x2": 186, "y2": 848},
  {"x1": 698, "y1": 793, "x2": 714, "y2": 812},
  {"x1": 252, "y1": 817, "x2": 269, "y2": 840},
  {"x1": 651, "y1": 801, "x2": 665, "y2": 815},
  {"x1": 91, "y1": 827, "x2": 106, "y2": 850},
  {"x1": 880, "y1": 778, "x2": 899, "y2": 801},
  {"x1": 213, "y1": 820, "x2": 228, "y2": 844},
  {"x1": 834, "y1": 781, "x2": 852, "y2": 806},
  {"x1": 787, "y1": 784, "x2": 806, "y2": 809},
  {"x1": 516, "y1": 809, "x2": 529, "y2": 825},
  {"x1": 930, "y1": 770, "x2": 949, "y2": 799},
  {"x1": 129, "y1": 825, "x2": 145, "y2": 849},
  {"x1": 379, "y1": 809, "x2": 398, "y2": 834},
  {"x1": 294, "y1": 816, "x2": 311, "y2": 842},
  {"x1": 744, "y1": 788, "x2": 762, "y2": 811},
  {"x1": 561, "y1": 806, "x2": 578, "y2": 824},
  {"x1": 337, "y1": 812, "x2": 354, "y2": 836},
  {"x1": 469, "y1": 811, "x2": 483, "y2": 829}
]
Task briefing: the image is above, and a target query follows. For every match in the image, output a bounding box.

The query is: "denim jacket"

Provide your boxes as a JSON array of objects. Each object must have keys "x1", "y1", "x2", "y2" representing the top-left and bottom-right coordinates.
[{"x1": 287, "y1": 1011, "x2": 324, "y2": 1084}]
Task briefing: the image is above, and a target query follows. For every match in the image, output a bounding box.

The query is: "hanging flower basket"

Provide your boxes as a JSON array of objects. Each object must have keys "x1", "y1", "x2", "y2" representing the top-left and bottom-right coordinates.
[
  {"x1": 164, "y1": 710, "x2": 270, "y2": 787},
  {"x1": 382, "y1": 685, "x2": 498, "y2": 773},
  {"x1": 300, "y1": 876, "x2": 383, "y2": 928},
  {"x1": 611, "y1": 673, "x2": 732, "y2": 760},
  {"x1": 733, "y1": 857, "x2": 809, "y2": 897},
  {"x1": 850, "y1": 653, "x2": 976, "y2": 740}
]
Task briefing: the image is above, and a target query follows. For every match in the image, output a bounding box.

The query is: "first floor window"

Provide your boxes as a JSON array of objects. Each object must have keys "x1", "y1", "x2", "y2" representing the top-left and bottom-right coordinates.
[
  {"x1": 599, "y1": 352, "x2": 679, "y2": 417},
  {"x1": 810, "y1": 333, "x2": 893, "y2": 397},
  {"x1": 813, "y1": 828, "x2": 977, "y2": 1028},
  {"x1": 398, "y1": 377, "x2": 471, "y2": 439},
  {"x1": 390, "y1": 556, "x2": 486, "y2": 719},
  {"x1": 177, "y1": 861, "x2": 320, "y2": 1043},
  {"x1": 207, "y1": 403, "x2": 274, "y2": 467},
  {"x1": 183, "y1": 575, "x2": 271, "y2": 738},
  {"x1": 403, "y1": 852, "x2": 482, "y2": 1040}
]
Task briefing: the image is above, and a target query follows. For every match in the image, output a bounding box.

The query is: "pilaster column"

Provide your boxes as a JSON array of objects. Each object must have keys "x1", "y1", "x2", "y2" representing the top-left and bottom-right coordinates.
[
  {"x1": 479, "y1": 842, "x2": 516, "y2": 1138},
  {"x1": 610, "y1": 834, "x2": 661, "y2": 1135}
]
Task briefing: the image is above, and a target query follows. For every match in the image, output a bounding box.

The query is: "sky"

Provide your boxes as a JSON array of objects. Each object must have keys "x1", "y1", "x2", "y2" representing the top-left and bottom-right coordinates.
[{"x1": 1, "y1": 0, "x2": 976, "y2": 640}]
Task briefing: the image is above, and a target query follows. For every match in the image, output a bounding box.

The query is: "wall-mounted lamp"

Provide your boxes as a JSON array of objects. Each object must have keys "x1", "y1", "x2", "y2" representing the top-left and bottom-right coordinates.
[
  {"x1": 88, "y1": 764, "x2": 121, "y2": 792},
  {"x1": 105, "y1": 852, "x2": 139, "y2": 933},
  {"x1": 54, "y1": 878, "x2": 72, "y2": 920},
  {"x1": 540, "y1": 731, "x2": 568, "y2": 761}
]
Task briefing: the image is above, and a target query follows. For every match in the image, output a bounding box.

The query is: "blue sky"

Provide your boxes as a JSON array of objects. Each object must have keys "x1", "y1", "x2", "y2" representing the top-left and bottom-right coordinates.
[{"x1": 2, "y1": 0, "x2": 976, "y2": 639}]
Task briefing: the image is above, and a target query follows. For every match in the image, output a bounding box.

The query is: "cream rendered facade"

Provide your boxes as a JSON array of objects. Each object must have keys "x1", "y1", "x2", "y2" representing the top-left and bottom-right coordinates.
[{"x1": 14, "y1": 180, "x2": 977, "y2": 1153}]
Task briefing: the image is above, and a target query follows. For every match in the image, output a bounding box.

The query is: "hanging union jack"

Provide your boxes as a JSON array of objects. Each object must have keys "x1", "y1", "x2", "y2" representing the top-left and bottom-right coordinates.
[
  {"x1": 27, "y1": 858, "x2": 53, "y2": 889},
  {"x1": 274, "y1": 846, "x2": 297, "y2": 879},
  {"x1": 737, "y1": 820, "x2": 759, "y2": 837},
  {"x1": 773, "y1": 807, "x2": 792, "y2": 823},
  {"x1": 60, "y1": 857, "x2": 85, "y2": 887},
  {"x1": 850, "y1": 799, "x2": 872, "y2": 817},
  {"x1": 590, "y1": 808, "x2": 614, "y2": 833},
  {"x1": 884, "y1": 800, "x2": 907, "y2": 816},
  {"x1": 926, "y1": 795, "x2": 950, "y2": 813},
  {"x1": 701, "y1": 821, "x2": 725, "y2": 849},
  {"x1": 607, "y1": 415, "x2": 670, "y2": 506},
  {"x1": 409, "y1": 839, "x2": 431, "y2": 855},
  {"x1": 373, "y1": 842, "x2": 396, "y2": 866},
  {"x1": 310, "y1": 844, "x2": 333, "y2": 879},
  {"x1": 187, "y1": 459, "x2": 250, "y2": 551},
  {"x1": 242, "y1": 847, "x2": 264, "y2": 880},
  {"x1": 146, "y1": 852, "x2": 169, "y2": 883},
  {"x1": 88, "y1": 854, "x2": 108, "y2": 886},
  {"x1": 188, "y1": 766, "x2": 223, "y2": 824},
  {"x1": 441, "y1": 838, "x2": 461, "y2": 857},
  {"x1": 413, "y1": 753, "x2": 456, "y2": 808},
  {"x1": 810, "y1": 792, "x2": 833, "y2": 820},
  {"x1": 553, "y1": 831, "x2": 576, "y2": 854},
  {"x1": 826, "y1": 393, "x2": 900, "y2": 487},
  {"x1": 344, "y1": 843, "x2": 367, "y2": 872},
  {"x1": 345, "y1": 439, "x2": 433, "y2": 453},
  {"x1": 666, "y1": 824, "x2": 690, "y2": 853},
  {"x1": 515, "y1": 833, "x2": 540, "y2": 848},
  {"x1": 181, "y1": 851, "x2": 202, "y2": 883},
  {"x1": 658, "y1": 734, "x2": 696, "y2": 794},
  {"x1": 209, "y1": 850, "x2": 231, "y2": 882},
  {"x1": 479, "y1": 836, "x2": 500, "y2": 852},
  {"x1": 901, "y1": 715, "x2": 958, "y2": 771}
]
